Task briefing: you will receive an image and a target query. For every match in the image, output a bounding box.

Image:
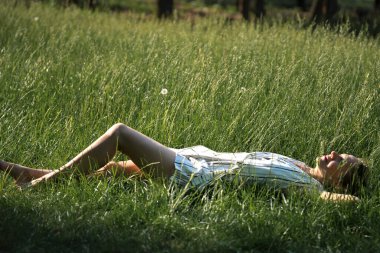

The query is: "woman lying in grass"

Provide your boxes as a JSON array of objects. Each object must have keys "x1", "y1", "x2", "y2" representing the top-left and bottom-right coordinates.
[{"x1": 0, "y1": 123, "x2": 369, "y2": 201}]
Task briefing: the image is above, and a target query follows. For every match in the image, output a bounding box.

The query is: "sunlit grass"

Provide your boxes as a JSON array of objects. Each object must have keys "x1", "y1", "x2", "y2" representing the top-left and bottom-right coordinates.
[{"x1": 0, "y1": 2, "x2": 379, "y2": 252}]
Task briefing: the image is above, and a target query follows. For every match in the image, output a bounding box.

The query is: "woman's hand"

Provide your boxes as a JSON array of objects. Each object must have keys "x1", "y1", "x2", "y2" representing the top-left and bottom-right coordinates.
[{"x1": 319, "y1": 191, "x2": 360, "y2": 202}]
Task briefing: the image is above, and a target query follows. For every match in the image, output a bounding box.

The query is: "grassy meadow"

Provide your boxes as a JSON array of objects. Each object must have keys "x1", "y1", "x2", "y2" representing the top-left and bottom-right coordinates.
[{"x1": 0, "y1": 2, "x2": 380, "y2": 252}]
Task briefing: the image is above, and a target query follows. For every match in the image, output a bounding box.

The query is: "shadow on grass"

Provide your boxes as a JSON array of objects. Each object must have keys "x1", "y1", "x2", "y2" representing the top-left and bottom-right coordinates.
[
  {"x1": 0, "y1": 182, "x2": 291, "y2": 253},
  {"x1": 0, "y1": 201, "x2": 148, "y2": 253}
]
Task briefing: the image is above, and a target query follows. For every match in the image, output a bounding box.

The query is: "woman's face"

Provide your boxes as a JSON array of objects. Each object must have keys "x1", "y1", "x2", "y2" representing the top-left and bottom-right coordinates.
[{"x1": 315, "y1": 151, "x2": 360, "y2": 186}]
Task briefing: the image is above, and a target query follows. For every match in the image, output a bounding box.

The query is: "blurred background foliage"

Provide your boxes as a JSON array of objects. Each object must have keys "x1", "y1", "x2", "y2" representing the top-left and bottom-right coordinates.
[
  {"x1": 14, "y1": 0, "x2": 376, "y2": 36},
  {"x1": 14, "y1": 0, "x2": 378, "y2": 14}
]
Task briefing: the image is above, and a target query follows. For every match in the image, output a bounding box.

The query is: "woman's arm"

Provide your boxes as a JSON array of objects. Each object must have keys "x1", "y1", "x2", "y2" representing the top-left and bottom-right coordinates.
[{"x1": 319, "y1": 191, "x2": 360, "y2": 202}]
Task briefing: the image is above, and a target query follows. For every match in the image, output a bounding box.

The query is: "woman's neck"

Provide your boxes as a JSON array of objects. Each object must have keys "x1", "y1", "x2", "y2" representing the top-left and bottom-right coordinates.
[
  {"x1": 308, "y1": 167, "x2": 324, "y2": 183},
  {"x1": 295, "y1": 162, "x2": 323, "y2": 183}
]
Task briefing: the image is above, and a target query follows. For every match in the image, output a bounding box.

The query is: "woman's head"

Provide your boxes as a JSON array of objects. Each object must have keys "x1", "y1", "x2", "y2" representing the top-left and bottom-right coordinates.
[{"x1": 314, "y1": 151, "x2": 369, "y2": 195}]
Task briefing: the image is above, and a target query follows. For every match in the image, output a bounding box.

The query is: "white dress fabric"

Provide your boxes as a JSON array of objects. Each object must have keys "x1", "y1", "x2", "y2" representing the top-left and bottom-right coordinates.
[{"x1": 169, "y1": 145, "x2": 323, "y2": 191}]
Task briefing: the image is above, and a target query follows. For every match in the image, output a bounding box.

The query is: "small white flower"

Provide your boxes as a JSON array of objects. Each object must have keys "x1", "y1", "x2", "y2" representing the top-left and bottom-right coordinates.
[
  {"x1": 34, "y1": 17, "x2": 39, "y2": 21},
  {"x1": 160, "y1": 88, "x2": 168, "y2": 95},
  {"x1": 240, "y1": 87, "x2": 247, "y2": 92},
  {"x1": 217, "y1": 102, "x2": 221, "y2": 106},
  {"x1": 364, "y1": 72, "x2": 369, "y2": 84}
]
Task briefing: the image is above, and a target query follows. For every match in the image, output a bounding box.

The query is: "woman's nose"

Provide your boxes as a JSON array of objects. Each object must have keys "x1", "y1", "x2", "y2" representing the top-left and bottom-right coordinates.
[{"x1": 330, "y1": 151, "x2": 338, "y2": 159}]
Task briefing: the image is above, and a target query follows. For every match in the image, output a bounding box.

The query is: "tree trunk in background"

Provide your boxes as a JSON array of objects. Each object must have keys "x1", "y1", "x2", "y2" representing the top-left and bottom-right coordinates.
[
  {"x1": 157, "y1": 0, "x2": 174, "y2": 19},
  {"x1": 240, "y1": 0, "x2": 251, "y2": 21},
  {"x1": 311, "y1": 0, "x2": 339, "y2": 22},
  {"x1": 297, "y1": 0, "x2": 307, "y2": 11},
  {"x1": 238, "y1": 0, "x2": 265, "y2": 21},
  {"x1": 88, "y1": 0, "x2": 96, "y2": 10},
  {"x1": 310, "y1": 0, "x2": 323, "y2": 21},
  {"x1": 375, "y1": 0, "x2": 380, "y2": 11},
  {"x1": 253, "y1": 0, "x2": 265, "y2": 18},
  {"x1": 14, "y1": 0, "x2": 31, "y2": 8},
  {"x1": 326, "y1": 0, "x2": 339, "y2": 19}
]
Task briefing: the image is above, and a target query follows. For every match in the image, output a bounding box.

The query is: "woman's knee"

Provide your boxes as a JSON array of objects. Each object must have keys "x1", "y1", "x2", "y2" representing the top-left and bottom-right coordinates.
[{"x1": 107, "y1": 123, "x2": 128, "y2": 136}]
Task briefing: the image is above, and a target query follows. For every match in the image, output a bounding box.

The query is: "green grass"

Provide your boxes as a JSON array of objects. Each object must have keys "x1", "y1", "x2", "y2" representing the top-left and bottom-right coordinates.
[{"x1": 0, "y1": 2, "x2": 380, "y2": 252}]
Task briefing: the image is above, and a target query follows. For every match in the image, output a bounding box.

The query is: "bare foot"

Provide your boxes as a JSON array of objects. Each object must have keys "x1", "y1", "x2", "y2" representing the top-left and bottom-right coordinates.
[
  {"x1": 0, "y1": 160, "x2": 54, "y2": 188},
  {"x1": 0, "y1": 161, "x2": 32, "y2": 188}
]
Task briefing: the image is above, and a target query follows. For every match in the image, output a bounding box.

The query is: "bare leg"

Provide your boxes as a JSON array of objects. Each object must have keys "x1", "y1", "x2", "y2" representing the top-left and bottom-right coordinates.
[
  {"x1": 92, "y1": 160, "x2": 142, "y2": 177},
  {"x1": 0, "y1": 160, "x2": 52, "y2": 186},
  {"x1": 30, "y1": 123, "x2": 176, "y2": 186}
]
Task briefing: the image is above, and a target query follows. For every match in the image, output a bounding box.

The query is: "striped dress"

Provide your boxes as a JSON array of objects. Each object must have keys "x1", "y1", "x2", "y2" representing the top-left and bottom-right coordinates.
[{"x1": 169, "y1": 145, "x2": 323, "y2": 191}]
